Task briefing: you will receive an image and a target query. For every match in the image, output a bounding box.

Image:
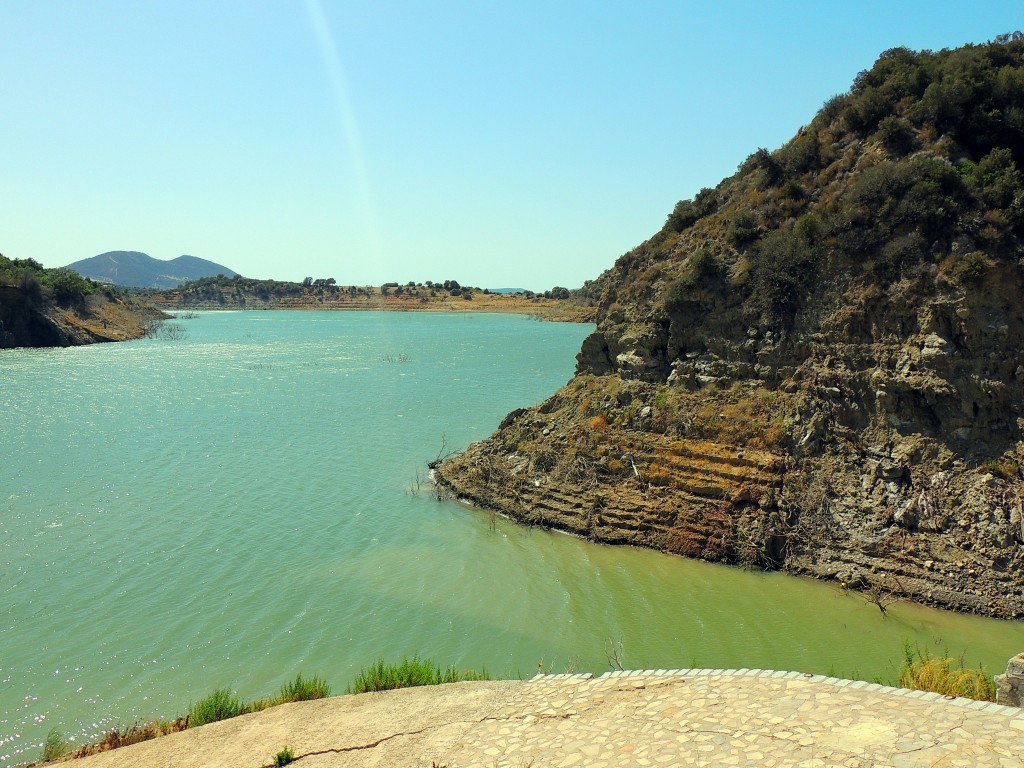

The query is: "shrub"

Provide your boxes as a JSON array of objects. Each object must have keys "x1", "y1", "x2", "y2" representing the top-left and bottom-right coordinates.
[
  {"x1": 18, "y1": 269, "x2": 43, "y2": 301},
  {"x1": 346, "y1": 657, "x2": 488, "y2": 694},
  {"x1": 897, "y1": 643, "x2": 996, "y2": 701},
  {"x1": 817, "y1": 93, "x2": 850, "y2": 125},
  {"x1": 777, "y1": 132, "x2": 823, "y2": 175},
  {"x1": 843, "y1": 86, "x2": 894, "y2": 135},
  {"x1": 840, "y1": 157, "x2": 968, "y2": 255},
  {"x1": 41, "y1": 729, "x2": 69, "y2": 762},
  {"x1": 278, "y1": 673, "x2": 331, "y2": 702},
  {"x1": 876, "y1": 115, "x2": 917, "y2": 155},
  {"x1": 740, "y1": 147, "x2": 785, "y2": 189},
  {"x1": 747, "y1": 228, "x2": 818, "y2": 327},
  {"x1": 664, "y1": 249, "x2": 721, "y2": 311},
  {"x1": 48, "y1": 268, "x2": 95, "y2": 306},
  {"x1": 952, "y1": 250, "x2": 990, "y2": 285},
  {"x1": 980, "y1": 457, "x2": 1020, "y2": 479},
  {"x1": 589, "y1": 414, "x2": 609, "y2": 433},
  {"x1": 725, "y1": 210, "x2": 760, "y2": 249},
  {"x1": 666, "y1": 188, "x2": 719, "y2": 231},
  {"x1": 964, "y1": 147, "x2": 1024, "y2": 209},
  {"x1": 794, "y1": 213, "x2": 821, "y2": 243},
  {"x1": 187, "y1": 688, "x2": 245, "y2": 728},
  {"x1": 275, "y1": 746, "x2": 295, "y2": 766}
]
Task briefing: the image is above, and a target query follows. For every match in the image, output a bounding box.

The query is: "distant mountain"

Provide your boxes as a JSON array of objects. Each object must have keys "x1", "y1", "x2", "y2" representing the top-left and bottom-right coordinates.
[{"x1": 65, "y1": 251, "x2": 237, "y2": 289}]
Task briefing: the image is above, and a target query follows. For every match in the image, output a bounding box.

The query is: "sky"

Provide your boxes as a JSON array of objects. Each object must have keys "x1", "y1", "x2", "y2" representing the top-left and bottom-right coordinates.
[{"x1": 1, "y1": 1, "x2": 1021, "y2": 291}]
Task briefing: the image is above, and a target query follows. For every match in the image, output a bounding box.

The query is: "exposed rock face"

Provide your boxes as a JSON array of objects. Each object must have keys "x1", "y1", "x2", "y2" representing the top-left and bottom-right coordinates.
[
  {"x1": 0, "y1": 286, "x2": 163, "y2": 348},
  {"x1": 438, "y1": 42, "x2": 1024, "y2": 619},
  {"x1": 995, "y1": 652, "x2": 1024, "y2": 706},
  {"x1": 0, "y1": 286, "x2": 69, "y2": 347}
]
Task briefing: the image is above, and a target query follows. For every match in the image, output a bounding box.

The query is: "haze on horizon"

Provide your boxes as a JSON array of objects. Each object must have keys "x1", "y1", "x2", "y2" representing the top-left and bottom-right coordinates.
[{"x1": 1, "y1": 1, "x2": 1020, "y2": 291}]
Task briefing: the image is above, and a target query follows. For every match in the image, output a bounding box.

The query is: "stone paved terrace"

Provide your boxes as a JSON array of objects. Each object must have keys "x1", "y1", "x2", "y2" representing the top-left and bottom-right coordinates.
[{"x1": 68, "y1": 669, "x2": 1024, "y2": 767}]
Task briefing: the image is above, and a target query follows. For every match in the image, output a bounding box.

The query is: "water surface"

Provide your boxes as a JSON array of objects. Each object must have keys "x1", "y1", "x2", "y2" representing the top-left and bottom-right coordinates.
[{"x1": 1, "y1": 311, "x2": 1020, "y2": 763}]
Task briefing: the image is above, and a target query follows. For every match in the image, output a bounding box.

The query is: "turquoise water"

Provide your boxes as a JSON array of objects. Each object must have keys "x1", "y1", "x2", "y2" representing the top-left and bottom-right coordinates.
[{"x1": 1, "y1": 311, "x2": 1021, "y2": 762}]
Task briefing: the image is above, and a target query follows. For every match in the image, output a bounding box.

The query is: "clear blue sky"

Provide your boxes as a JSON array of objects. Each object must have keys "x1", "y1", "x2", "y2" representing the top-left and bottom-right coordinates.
[{"x1": 1, "y1": 1, "x2": 1020, "y2": 290}]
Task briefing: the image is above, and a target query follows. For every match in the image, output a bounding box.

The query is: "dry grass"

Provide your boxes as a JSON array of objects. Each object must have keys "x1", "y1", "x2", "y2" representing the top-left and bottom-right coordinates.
[
  {"x1": 897, "y1": 644, "x2": 996, "y2": 701},
  {"x1": 649, "y1": 384, "x2": 796, "y2": 450},
  {"x1": 64, "y1": 719, "x2": 187, "y2": 760}
]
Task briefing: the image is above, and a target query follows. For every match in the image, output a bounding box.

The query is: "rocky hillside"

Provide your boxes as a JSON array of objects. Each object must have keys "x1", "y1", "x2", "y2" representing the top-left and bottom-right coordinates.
[
  {"x1": 437, "y1": 39, "x2": 1024, "y2": 618},
  {"x1": 0, "y1": 256, "x2": 165, "y2": 347}
]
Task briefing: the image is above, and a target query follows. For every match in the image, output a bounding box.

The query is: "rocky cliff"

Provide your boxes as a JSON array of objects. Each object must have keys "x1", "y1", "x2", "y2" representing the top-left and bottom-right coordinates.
[
  {"x1": 437, "y1": 40, "x2": 1024, "y2": 618},
  {"x1": 0, "y1": 285, "x2": 165, "y2": 348}
]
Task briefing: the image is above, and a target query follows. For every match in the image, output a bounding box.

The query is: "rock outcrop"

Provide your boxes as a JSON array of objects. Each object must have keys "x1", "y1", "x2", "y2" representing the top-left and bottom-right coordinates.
[
  {"x1": 438, "y1": 40, "x2": 1024, "y2": 618},
  {"x1": 0, "y1": 285, "x2": 164, "y2": 348},
  {"x1": 995, "y1": 652, "x2": 1024, "y2": 706}
]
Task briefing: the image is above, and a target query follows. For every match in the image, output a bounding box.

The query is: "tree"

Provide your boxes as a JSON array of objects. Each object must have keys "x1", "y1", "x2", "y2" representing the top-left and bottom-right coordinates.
[{"x1": 49, "y1": 269, "x2": 93, "y2": 306}]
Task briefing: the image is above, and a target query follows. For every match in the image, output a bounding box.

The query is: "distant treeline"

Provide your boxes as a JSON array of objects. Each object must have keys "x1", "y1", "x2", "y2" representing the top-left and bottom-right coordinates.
[{"x1": 149, "y1": 274, "x2": 585, "y2": 304}]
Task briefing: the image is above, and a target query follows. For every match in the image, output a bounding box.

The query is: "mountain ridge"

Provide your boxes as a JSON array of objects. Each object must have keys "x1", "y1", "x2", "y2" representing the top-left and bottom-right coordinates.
[{"x1": 66, "y1": 250, "x2": 236, "y2": 289}]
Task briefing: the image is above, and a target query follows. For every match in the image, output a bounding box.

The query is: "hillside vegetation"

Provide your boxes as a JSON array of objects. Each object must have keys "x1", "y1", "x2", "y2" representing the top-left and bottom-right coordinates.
[{"x1": 438, "y1": 38, "x2": 1024, "y2": 618}]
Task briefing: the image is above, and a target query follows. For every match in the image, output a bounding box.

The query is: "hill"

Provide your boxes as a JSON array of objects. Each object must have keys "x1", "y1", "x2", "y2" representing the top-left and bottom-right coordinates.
[
  {"x1": 437, "y1": 38, "x2": 1024, "y2": 618},
  {"x1": 66, "y1": 251, "x2": 236, "y2": 289}
]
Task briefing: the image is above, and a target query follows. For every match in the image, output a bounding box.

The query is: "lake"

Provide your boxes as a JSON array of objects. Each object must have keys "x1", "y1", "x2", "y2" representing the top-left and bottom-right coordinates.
[{"x1": 1, "y1": 310, "x2": 1021, "y2": 763}]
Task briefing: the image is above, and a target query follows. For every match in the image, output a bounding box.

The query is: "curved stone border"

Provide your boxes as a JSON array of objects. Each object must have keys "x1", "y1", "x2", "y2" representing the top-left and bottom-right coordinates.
[{"x1": 531, "y1": 668, "x2": 1024, "y2": 718}]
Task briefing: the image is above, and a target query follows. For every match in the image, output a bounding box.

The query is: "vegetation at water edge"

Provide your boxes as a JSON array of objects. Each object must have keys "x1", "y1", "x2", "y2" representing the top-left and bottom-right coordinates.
[
  {"x1": 186, "y1": 688, "x2": 246, "y2": 728},
  {"x1": 897, "y1": 642, "x2": 997, "y2": 701},
  {"x1": 346, "y1": 657, "x2": 490, "y2": 694},
  {"x1": 40, "y1": 730, "x2": 69, "y2": 763},
  {"x1": 34, "y1": 643, "x2": 1004, "y2": 764},
  {"x1": 275, "y1": 673, "x2": 332, "y2": 703},
  {"x1": 36, "y1": 663, "x2": 485, "y2": 762}
]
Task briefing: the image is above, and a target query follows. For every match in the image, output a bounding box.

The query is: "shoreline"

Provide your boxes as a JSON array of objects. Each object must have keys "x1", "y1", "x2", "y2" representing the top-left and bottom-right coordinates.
[
  {"x1": 145, "y1": 291, "x2": 597, "y2": 323},
  {"x1": 433, "y1": 447, "x2": 1024, "y2": 620},
  {"x1": 34, "y1": 670, "x2": 1024, "y2": 767}
]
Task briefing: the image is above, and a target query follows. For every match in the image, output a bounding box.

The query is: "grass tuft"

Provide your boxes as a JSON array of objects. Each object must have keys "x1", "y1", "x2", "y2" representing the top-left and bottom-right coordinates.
[
  {"x1": 187, "y1": 688, "x2": 246, "y2": 728},
  {"x1": 347, "y1": 657, "x2": 488, "y2": 694},
  {"x1": 40, "y1": 729, "x2": 69, "y2": 763},
  {"x1": 278, "y1": 672, "x2": 331, "y2": 702},
  {"x1": 897, "y1": 642, "x2": 996, "y2": 701}
]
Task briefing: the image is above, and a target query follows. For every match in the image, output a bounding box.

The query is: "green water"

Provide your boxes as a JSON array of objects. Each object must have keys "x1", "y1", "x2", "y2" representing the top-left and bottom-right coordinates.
[{"x1": 1, "y1": 311, "x2": 1020, "y2": 762}]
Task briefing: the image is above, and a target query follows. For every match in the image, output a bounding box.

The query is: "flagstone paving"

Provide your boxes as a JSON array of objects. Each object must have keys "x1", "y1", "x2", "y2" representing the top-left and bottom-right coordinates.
[{"x1": 69, "y1": 669, "x2": 1024, "y2": 767}]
